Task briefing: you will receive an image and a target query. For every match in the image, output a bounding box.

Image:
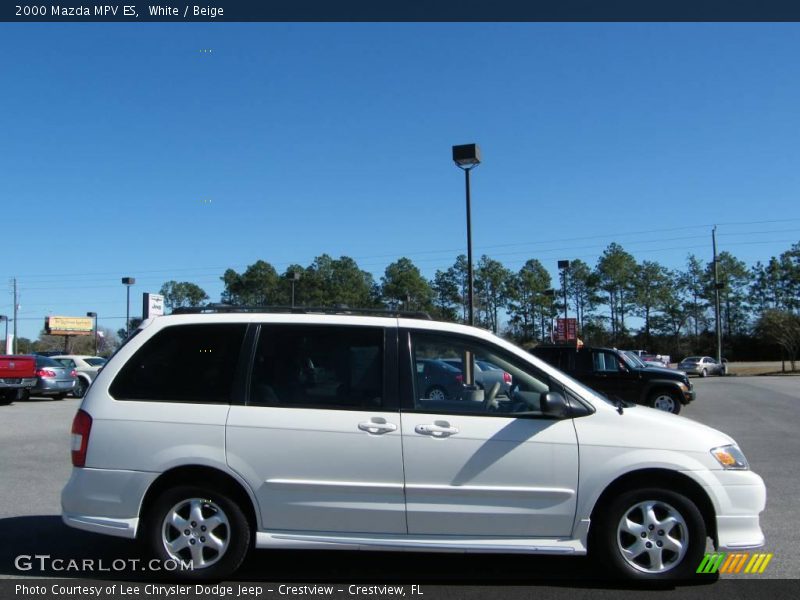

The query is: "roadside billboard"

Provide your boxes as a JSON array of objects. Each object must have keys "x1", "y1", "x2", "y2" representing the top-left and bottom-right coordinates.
[{"x1": 45, "y1": 316, "x2": 94, "y2": 336}]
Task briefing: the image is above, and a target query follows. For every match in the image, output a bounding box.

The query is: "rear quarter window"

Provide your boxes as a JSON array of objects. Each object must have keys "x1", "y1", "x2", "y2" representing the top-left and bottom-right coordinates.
[{"x1": 109, "y1": 323, "x2": 247, "y2": 403}]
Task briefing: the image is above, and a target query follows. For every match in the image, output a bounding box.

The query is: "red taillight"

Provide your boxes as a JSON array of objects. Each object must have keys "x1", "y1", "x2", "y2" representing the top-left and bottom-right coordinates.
[
  {"x1": 37, "y1": 369, "x2": 56, "y2": 377},
  {"x1": 71, "y1": 409, "x2": 92, "y2": 467},
  {"x1": 503, "y1": 372, "x2": 512, "y2": 384},
  {"x1": 455, "y1": 374, "x2": 463, "y2": 384},
  {"x1": 70, "y1": 369, "x2": 77, "y2": 377}
]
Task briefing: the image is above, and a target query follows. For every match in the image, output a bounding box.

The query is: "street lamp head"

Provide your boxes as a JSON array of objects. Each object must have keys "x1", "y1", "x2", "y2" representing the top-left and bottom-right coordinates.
[
  {"x1": 121, "y1": 277, "x2": 135, "y2": 286},
  {"x1": 543, "y1": 289, "x2": 556, "y2": 297},
  {"x1": 86, "y1": 312, "x2": 97, "y2": 318},
  {"x1": 288, "y1": 271, "x2": 301, "y2": 281},
  {"x1": 557, "y1": 260, "x2": 571, "y2": 270},
  {"x1": 0, "y1": 315, "x2": 6, "y2": 321},
  {"x1": 452, "y1": 143, "x2": 481, "y2": 169}
]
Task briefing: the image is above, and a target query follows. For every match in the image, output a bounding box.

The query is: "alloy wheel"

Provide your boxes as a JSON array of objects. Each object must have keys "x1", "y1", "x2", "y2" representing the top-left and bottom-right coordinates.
[
  {"x1": 161, "y1": 498, "x2": 230, "y2": 569},
  {"x1": 652, "y1": 394, "x2": 676, "y2": 412},
  {"x1": 616, "y1": 500, "x2": 688, "y2": 574}
]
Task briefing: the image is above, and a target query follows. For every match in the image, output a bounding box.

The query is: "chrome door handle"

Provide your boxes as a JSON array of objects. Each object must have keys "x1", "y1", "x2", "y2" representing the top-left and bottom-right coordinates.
[
  {"x1": 358, "y1": 421, "x2": 397, "y2": 434},
  {"x1": 415, "y1": 424, "x2": 459, "y2": 437}
]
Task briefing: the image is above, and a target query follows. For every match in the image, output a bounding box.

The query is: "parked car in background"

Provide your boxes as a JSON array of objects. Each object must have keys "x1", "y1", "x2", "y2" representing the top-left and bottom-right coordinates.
[
  {"x1": 416, "y1": 358, "x2": 464, "y2": 401},
  {"x1": 678, "y1": 356, "x2": 727, "y2": 377},
  {"x1": 0, "y1": 355, "x2": 37, "y2": 405},
  {"x1": 439, "y1": 358, "x2": 513, "y2": 395},
  {"x1": 30, "y1": 355, "x2": 77, "y2": 399},
  {"x1": 627, "y1": 350, "x2": 670, "y2": 368},
  {"x1": 531, "y1": 344, "x2": 694, "y2": 414},
  {"x1": 52, "y1": 355, "x2": 107, "y2": 398},
  {"x1": 641, "y1": 355, "x2": 669, "y2": 368}
]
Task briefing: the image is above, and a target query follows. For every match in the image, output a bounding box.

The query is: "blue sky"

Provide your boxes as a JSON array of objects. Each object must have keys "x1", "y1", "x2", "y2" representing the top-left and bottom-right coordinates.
[{"x1": 2, "y1": 23, "x2": 800, "y2": 340}]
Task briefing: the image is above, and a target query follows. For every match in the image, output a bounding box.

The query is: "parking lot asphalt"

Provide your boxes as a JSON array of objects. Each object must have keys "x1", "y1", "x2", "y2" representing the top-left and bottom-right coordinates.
[{"x1": 0, "y1": 377, "x2": 796, "y2": 585}]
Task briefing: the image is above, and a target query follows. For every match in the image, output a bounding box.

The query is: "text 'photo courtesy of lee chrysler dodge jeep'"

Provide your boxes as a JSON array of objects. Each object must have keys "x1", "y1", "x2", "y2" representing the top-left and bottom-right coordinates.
[
  {"x1": 530, "y1": 345, "x2": 694, "y2": 414},
  {"x1": 62, "y1": 307, "x2": 765, "y2": 581}
]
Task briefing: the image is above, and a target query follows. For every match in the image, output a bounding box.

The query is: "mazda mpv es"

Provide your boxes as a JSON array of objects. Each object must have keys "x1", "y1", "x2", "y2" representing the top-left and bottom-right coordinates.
[{"x1": 62, "y1": 307, "x2": 766, "y2": 581}]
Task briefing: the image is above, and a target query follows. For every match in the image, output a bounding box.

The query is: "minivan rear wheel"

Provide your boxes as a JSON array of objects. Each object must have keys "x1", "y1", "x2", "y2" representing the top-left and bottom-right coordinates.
[
  {"x1": 146, "y1": 486, "x2": 250, "y2": 580},
  {"x1": 593, "y1": 487, "x2": 707, "y2": 581}
]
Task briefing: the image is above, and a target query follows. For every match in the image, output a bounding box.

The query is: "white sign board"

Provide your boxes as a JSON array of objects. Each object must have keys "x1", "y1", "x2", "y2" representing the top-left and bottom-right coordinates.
[{"x1": 143, "y1": 293, "x2": 165, "y2": 318}]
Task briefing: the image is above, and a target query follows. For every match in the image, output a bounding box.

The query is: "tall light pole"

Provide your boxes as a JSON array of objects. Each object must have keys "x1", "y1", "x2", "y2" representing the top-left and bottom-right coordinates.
[
  {"x1": 558, "y1": 260, "x2": 571, "y2": 320},
  {"x1": 712, "y1": 227, "x2": 723, "y2": 363},
  {"x1": 87, "y1": 312, "x2": 98, "y2": 355},
  {"x1": 452, "y1": 143, "x2": 481, "y2": 327},
  {"x1": 121, "y1": 277, "x2": 135, "y2": 337},
  {"x1": 0, "y1": 315, "x2": 7, "y2": 354}
]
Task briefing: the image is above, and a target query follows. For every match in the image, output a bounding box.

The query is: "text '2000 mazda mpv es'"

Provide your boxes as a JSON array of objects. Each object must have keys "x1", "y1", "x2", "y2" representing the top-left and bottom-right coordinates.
[{"x1": 62, "y1": 307, "x2": 766, "y2": 581}]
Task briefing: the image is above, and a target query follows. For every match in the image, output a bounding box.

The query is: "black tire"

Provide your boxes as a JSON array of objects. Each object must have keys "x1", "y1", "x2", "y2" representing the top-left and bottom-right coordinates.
[
  {"x1": 53, "y1": 393, "x2": 66, "y2": 400},
  {"x1": 700, "y1": 369, "x2": 708, "y2": 378},
  {"x1": 73, "y1": 378, "x2": 88, "y2": 398},
  {"x1": 648, "y1": 390, "x2": 682, "y2": 415},
  {"x1": 0, "y1": 390, "x2": 14, "y2": 405},
  {"x1": 145, "y1": 485, "x2": 251, "y2": 580},
  {"x1": 591, "y1": 487, "x2": 707, "y2": 582},
  {"x1": 425, "y1": 385, "x2": 448, "y2": 401},
  {"x1": 20, "y1": 389, "x2": 30, "y2": 401}
]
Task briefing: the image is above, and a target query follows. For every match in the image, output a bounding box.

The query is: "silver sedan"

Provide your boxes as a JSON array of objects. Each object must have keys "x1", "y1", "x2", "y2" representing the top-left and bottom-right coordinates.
[
  {"x1": 677, "y1": 356, "x2": 727, "y2": 377},
  {"x1": 29, "y1": 356, "x2": 77, "y2": 399}
]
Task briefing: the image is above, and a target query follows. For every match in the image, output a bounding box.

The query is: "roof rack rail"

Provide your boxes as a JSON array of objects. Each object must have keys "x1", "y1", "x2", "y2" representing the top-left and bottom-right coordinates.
[{"x1": 170, "y1": 304, "x2": 433, "y2": 320}]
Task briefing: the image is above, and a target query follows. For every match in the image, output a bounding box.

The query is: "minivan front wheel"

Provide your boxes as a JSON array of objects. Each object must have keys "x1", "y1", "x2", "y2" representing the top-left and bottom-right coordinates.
[
  {"x1": 648, "y1": 390, "x2": 681, "y2": 414},
  {"x1": 147, "y1": 486, "x2": 250, "y2": 579},
  {"x1": 594, "y1": 488, "x2": 706, "y2": 581}
]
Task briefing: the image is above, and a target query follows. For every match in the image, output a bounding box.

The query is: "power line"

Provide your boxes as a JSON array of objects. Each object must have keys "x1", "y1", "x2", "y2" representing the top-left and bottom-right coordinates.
[{"x1": 3, "y1": 218, "x2": 799, "y2": 283}]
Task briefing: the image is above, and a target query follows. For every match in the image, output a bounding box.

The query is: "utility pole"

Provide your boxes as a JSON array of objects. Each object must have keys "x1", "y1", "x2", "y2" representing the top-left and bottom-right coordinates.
[
  {"x1": 712, "y1": 227, "x2": 722, "y2": 363},
  {"x1": 12, "y1": 277, "x2": 18, "y2": 355}
]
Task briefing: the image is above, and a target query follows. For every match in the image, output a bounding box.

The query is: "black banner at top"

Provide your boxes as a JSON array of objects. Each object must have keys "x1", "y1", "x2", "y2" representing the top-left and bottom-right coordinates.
[{"x1": 4, "y1": 0, "x2": 800, "y2": 22}]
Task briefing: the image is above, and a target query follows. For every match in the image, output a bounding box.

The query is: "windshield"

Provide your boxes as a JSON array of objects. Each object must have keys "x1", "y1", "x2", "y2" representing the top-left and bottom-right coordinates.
[
  {"x1": 36, "y1": 357, "x2": 62, "y2": 368},
  {"x1": 682, "y1": 357, "x2": 701, "y2": 363},
  {"x1": 622, "y1": 351, "x2": 646, "y2": 368}
]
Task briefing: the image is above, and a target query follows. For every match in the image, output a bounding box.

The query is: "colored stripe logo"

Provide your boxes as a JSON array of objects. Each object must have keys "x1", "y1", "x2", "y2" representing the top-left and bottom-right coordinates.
[{"x1": 697, "y1": 552, "x2": 773, "y2": 574}]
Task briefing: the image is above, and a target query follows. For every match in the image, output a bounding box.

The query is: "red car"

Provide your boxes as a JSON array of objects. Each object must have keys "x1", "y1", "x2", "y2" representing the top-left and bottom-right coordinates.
[{"x1": 0, "y1": 355, "x2": 37, "y2": 405}]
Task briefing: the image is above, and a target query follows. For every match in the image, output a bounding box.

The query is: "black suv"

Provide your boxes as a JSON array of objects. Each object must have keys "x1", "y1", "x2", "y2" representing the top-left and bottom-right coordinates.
[{"x1": 530, "y1": 345, "x2": 694, "y2": 414}]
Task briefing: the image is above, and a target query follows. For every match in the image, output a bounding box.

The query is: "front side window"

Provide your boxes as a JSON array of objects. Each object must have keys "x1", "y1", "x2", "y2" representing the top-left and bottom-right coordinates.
[
  {"x1": 249, "y1": 325, "x2": 384, "y2": 410},
  {"x1": 109, "y1": 324, "x2": 246, "y2": 403},
  {"x1": 411, "y1": 332, "x2": 553, "y2": 416}
]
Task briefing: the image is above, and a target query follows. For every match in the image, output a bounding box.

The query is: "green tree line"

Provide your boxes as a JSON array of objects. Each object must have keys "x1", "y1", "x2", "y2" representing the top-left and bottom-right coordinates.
[
  {"x1": 24, "y1": 243, "x2": 793, "y2": 363},
  {"x1": 152, "y1": 241, "x2": 799, "y2": 366}
]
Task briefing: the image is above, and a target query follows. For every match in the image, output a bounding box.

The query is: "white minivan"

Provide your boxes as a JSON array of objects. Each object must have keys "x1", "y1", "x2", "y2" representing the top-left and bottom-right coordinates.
[{"x1": 62, "y1": 308, "x2": 766, "y2": 581}]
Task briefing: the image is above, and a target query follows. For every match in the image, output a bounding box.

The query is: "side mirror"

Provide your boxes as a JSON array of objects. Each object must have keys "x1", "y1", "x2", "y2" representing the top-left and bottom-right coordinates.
[{"x1": 541, "y1": 391, "x2": 569, "y2": 418}]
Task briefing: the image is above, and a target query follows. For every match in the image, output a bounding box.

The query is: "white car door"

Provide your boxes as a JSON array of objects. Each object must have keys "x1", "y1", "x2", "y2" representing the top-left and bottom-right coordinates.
[
  {"x1": 400, "y1": 330, "x2": 579, "y2": 538},
  {"x1": 226, "y1": 323, "x2": 406, "y2": 535}
]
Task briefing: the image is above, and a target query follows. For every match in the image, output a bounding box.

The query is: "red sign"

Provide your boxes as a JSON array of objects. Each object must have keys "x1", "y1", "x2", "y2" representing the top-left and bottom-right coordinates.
[{"x1": 554, "y1": 318, "x2": 578, "y2": 342}]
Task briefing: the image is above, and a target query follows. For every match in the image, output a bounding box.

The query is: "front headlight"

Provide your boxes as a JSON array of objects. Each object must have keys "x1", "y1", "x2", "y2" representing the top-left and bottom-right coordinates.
[{"x1": 710, "y1": 444, "x2": 749, "y2": 470}]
